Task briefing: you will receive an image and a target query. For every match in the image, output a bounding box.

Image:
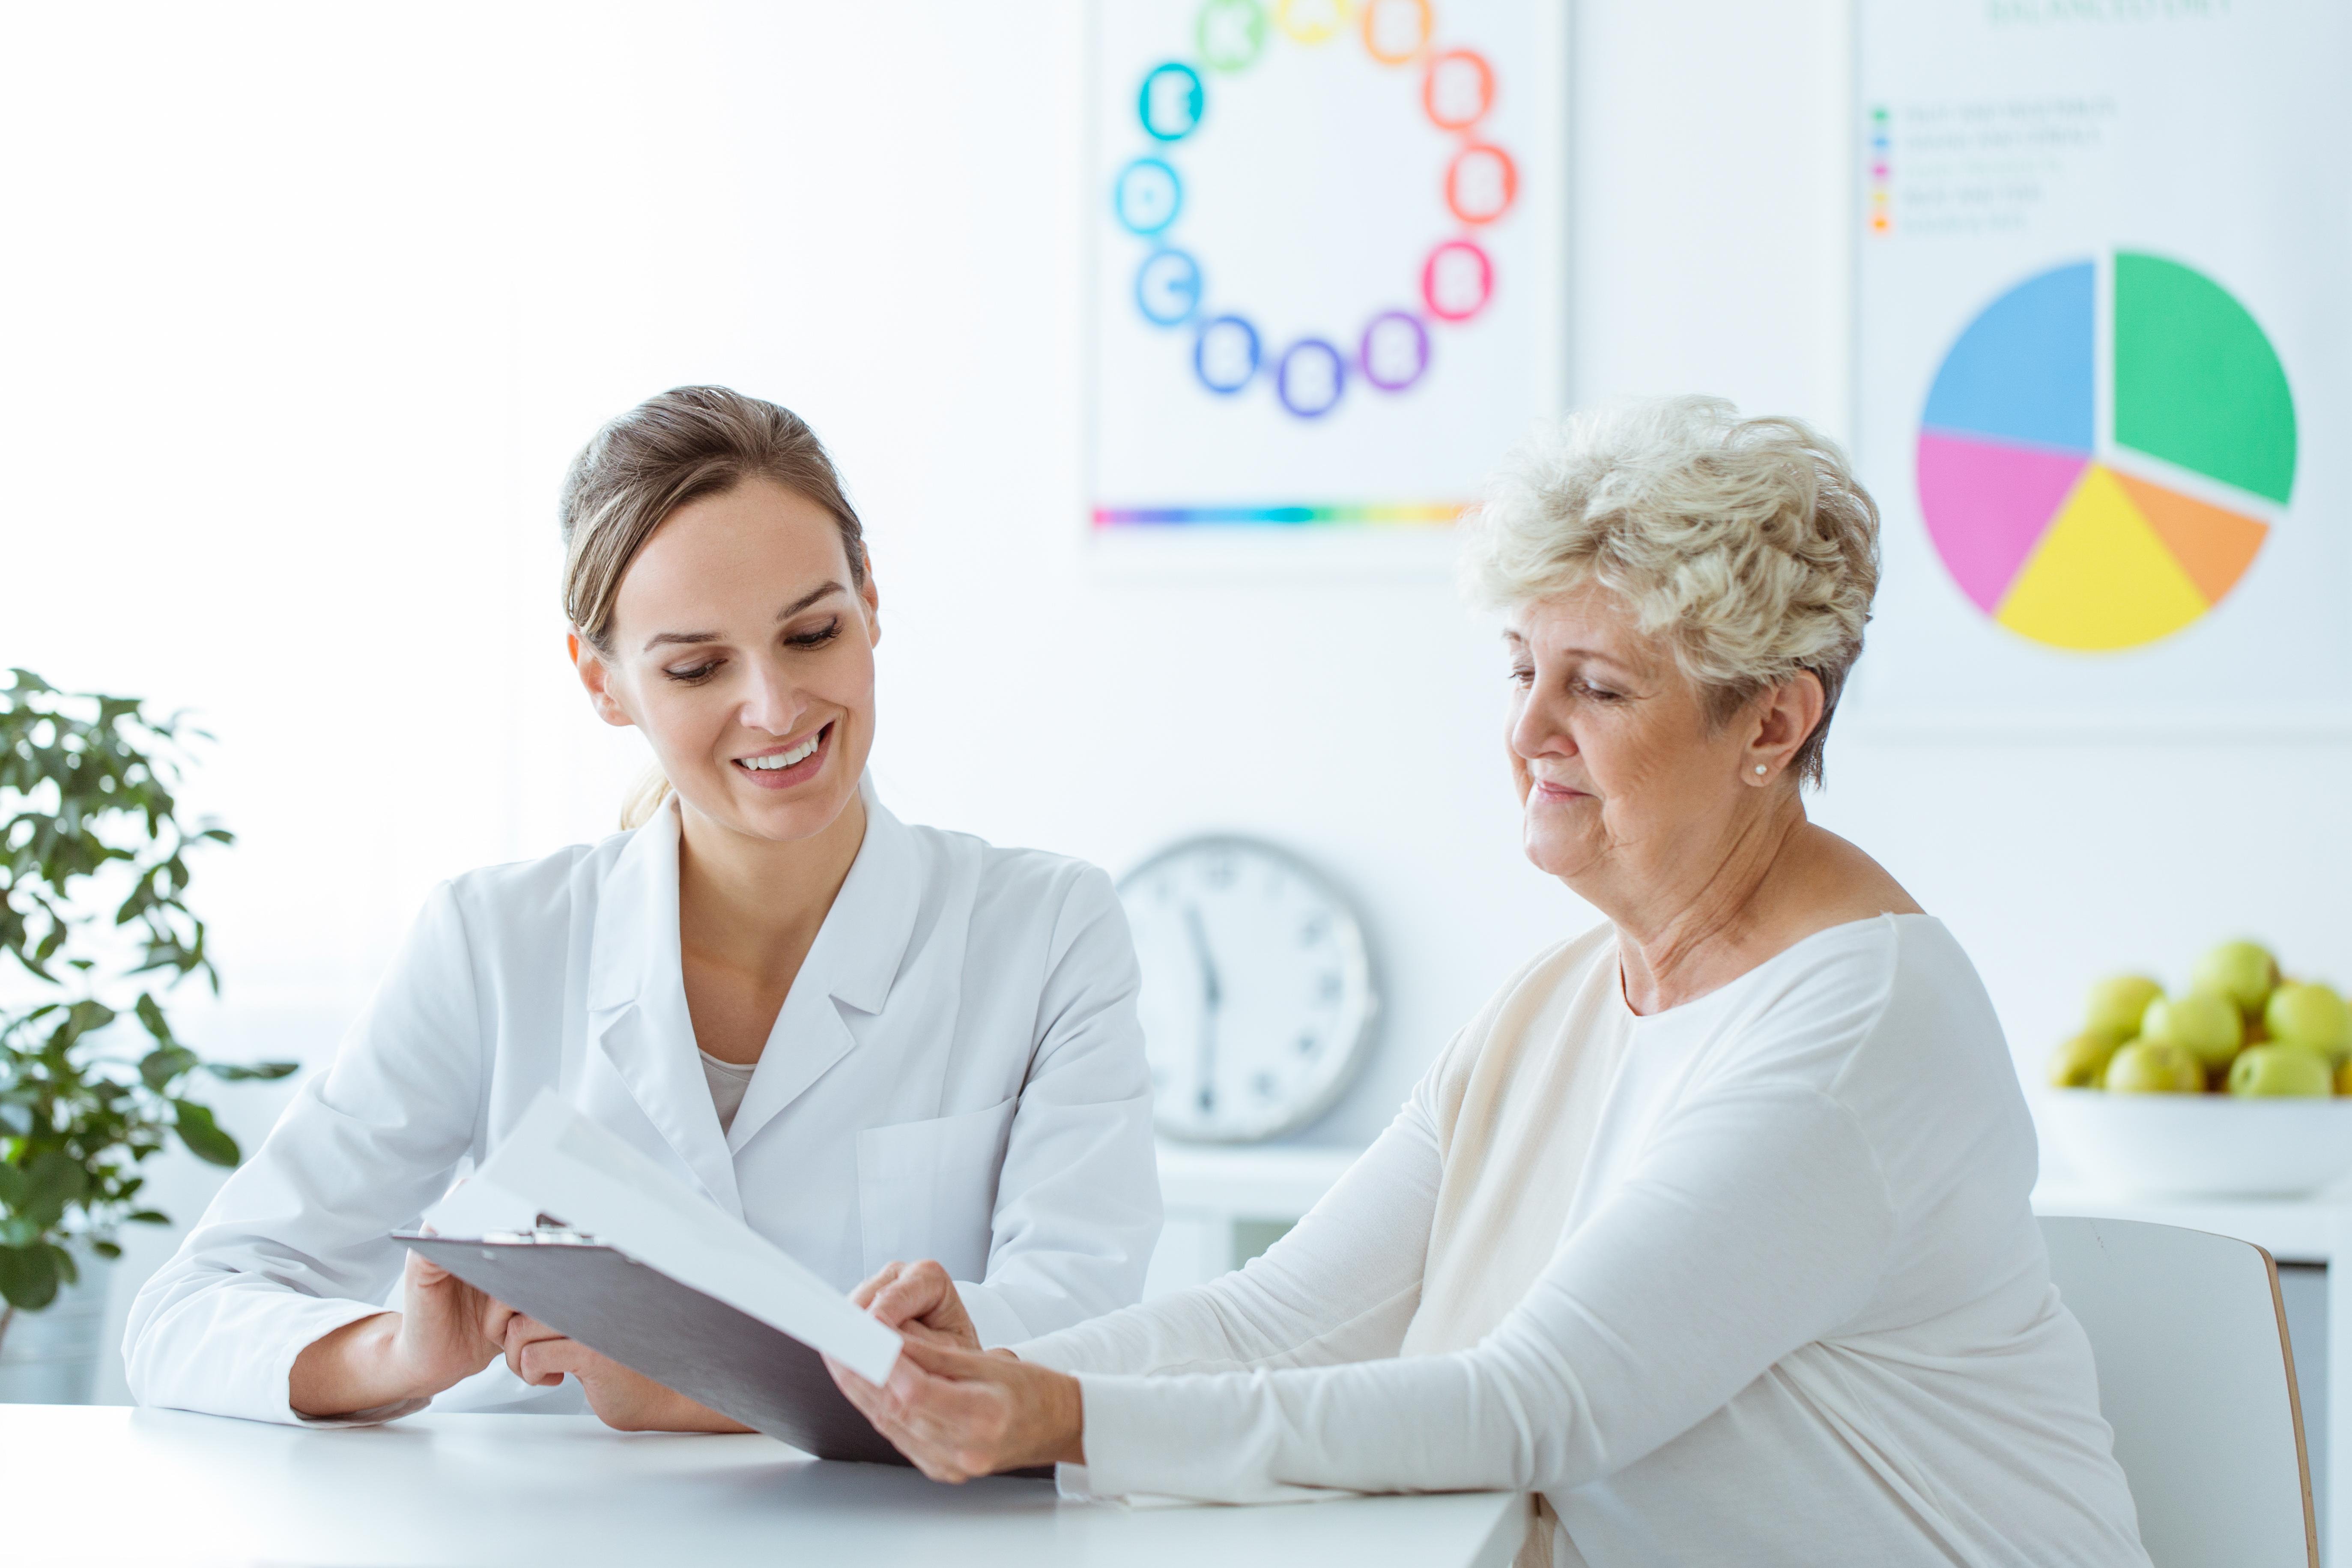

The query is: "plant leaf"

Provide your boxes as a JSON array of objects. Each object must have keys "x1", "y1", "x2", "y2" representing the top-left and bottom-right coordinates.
[
  {"x1": 170, "y1": 1101, "x2": 240, "y2": 1167},
  {"x1": 127, "y1": 1210, "x2": 170, "y2": 1225},
  {"x1": 91, "y1": 1239, "x2": 122, "y2": 1259},
  {"x1": 22, "y1": 1149, "x2": 87, "y2": 1227},
  {"x1": 133, "y1": 992, "x2": 173, "y2": 1045},
  {"x1": 203, "y1": 1060, "x2": 298, "y2": 1081},
  {"x1": 0, "y1": 1242, "x2": 60, "y2": 1310},
  {"x1": 48, "y1": 1242, "x2": 78, "y2": 1287},
  {"x1": 139, "y1": 1045, "x2": 199, "y2": 1092}
]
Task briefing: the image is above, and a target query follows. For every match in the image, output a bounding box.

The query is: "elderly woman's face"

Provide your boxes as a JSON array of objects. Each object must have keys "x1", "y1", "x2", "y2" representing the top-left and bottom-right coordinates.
[{"x1": 1504, "y1": 584, "x2": 1755, "y2": 883}]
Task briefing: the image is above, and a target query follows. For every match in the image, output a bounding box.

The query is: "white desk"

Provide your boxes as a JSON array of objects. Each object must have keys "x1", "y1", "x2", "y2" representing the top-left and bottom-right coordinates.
[
  {"x1": 0, "y1": 1407, "x2": 1527, "y2": 1568},
  {"x1": 2034, "y1": 1183, "x2": 2352, "y2": 1568}
]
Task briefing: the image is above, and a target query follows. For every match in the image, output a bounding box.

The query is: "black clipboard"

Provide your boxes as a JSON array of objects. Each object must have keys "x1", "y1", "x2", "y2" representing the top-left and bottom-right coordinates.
[{"x1": 397, "y1": 1231, "x2": 960, "y2": 1470}]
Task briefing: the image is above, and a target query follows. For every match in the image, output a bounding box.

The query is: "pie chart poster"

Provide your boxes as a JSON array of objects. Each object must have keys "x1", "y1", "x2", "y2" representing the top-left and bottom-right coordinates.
[
  {"x1": 1851, "y1": 0, "x2": 2352, "y2": 728},
  {"x1": 1085, "y1": 0, "x2": 1567, "y2": 536}
]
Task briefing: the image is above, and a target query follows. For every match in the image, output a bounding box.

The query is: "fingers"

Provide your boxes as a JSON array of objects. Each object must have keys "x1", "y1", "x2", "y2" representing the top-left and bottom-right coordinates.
[
  {"x1": 517, "y1": 1335, "x2": 593, "y2": 1389},
  {"x1": 827, "y1": 1353, "x2": 953, "y2": 1477},
  {"x1": 404, "y1": 1251, "x2": 492, "y2": 1330},
  {"x1": 828, "y1": 1355, "x2": 966, "y2": 1480},
  {"x1": 501, "y1": 1314, "x2": 571, "y2": 1385},
  {"x1": 849, "y1": 1261, "x2": 904, "y2": 1312},
  {"x1": 860, "y1": 1262, "x2": 981, "y2": 1354},
  {"x1": 477, "y1": 1297, "x2": 519, "y2": 1350},
  {"x1": 863, "y1": 1260, "x2": 956, "y2": 1332},
  {"x1": 827, "y1": 1347, "x2": 1016, "y2": 1483},
  {"x1": 893, "y1": 1333, "x2": 996, "y2": 1380},
  {"x1": 826, "y1": 1354, "x2": 885, "y2": 1413}
]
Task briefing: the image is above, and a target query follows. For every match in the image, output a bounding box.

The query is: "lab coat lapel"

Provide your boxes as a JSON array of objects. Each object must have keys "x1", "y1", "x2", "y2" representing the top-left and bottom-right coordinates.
[
  {"x1": 725, "y1": 784, "x2": 922, "y2": 1155},
  {"x1": 582, "y1": 801, "x2": 744, "y2": 1216}
]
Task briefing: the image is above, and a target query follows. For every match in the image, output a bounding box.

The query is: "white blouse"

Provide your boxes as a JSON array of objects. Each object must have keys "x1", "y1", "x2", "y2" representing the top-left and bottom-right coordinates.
[
  {"x1": 698, "y1": 1051, "x2": 757, "y2": 1134},
  {"x1": 1017, "y1": 916, "x2": 2149, "y2": 1568}
]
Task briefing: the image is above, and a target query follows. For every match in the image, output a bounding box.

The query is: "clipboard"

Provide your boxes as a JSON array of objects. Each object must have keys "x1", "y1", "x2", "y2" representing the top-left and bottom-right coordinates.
[
  {"x1": 400, "y1": 1096, "x2": 1053, "y2": 1480},
  {"x1": 394, "y1": 1228, "x2": 911, "y2": 1467}
]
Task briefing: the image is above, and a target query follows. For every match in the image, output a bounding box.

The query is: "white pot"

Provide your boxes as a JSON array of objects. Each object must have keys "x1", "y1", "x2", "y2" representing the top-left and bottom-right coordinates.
[
  {"x1": 0, "y1": 1259, "x2": 115, "y2": 1404},
  {"x1": 2038, "y1": 1090, "x2": 2352, "y2": 1200}
]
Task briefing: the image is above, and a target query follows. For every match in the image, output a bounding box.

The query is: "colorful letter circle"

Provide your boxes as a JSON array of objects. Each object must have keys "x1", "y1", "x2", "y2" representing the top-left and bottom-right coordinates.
[{"x1": 1114, "y1": 0, "x2": 1514, "y2": 418}]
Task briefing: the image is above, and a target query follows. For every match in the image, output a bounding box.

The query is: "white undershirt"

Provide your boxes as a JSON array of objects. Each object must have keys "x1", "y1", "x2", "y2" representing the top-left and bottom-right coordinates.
[
  {"x1": 697, "y1": 1050, "x2": 757, "y2": 1134},
  {"x1": 1015, "y1": 917, "x2": 2149, "y2": 1568}
]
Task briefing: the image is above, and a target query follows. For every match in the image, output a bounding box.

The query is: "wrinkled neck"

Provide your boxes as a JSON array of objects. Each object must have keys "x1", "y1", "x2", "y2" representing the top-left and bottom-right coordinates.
[{"x1": 1594, "y1": 789, "x2": 1809, "y2": 1015}]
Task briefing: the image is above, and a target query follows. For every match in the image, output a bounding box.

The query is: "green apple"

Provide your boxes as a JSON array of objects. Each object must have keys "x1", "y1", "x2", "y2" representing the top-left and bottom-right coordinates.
[
  {"x1": 2047, "y1": 1032, "x2": 2120, "y2": 1089},
  {"x1": 2139, "y1": 991, "x2": 2245, "y2": 1072},
  {"x1": 2083, "y1": 975, "x2": 2164, "y2": 1043},
  {"x1": 2226, "y1": 1043, "x2": 2334, "y2": 1098},
  {"x1": 2264, "y1": 983, "x2": 2352, "y2": 1063},
  {"x1": 2192, "y1": 939, "x2": 2279, "y2": 1016},
  {"x1": 2103, "y1": 1039, "x2": 2204, "y2": 1093},
  {"x1": 2337, "y1": 1057, "x2": 2352, "y2": 1097}
]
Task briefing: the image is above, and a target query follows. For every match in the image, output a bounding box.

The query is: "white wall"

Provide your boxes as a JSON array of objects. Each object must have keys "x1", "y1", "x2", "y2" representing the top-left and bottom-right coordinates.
[{"x1": 6, "y1": 0, "x2": 2345, "y2": 1401}]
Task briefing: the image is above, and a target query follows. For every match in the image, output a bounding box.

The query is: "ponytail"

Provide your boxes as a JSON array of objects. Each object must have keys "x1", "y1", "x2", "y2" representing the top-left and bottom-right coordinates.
[{"x1": 618, "y1": 764, "x2": 673, "y2": 830}]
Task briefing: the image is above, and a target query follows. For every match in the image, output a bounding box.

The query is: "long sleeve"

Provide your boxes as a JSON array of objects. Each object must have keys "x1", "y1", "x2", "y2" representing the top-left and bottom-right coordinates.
[
  {"x1": 1045, "y1": 1083, "x2": 1894, "y2": 1503},
  {"x1": 953, "y1": 867, "x2": 1161, "y2": 1346},
  {"x1": 1017, "y1": 1075, "x2": 1445, "y2": 1379},
  {"x1": 122, "y1": 882, "x2": 487, "y2": 1425}
]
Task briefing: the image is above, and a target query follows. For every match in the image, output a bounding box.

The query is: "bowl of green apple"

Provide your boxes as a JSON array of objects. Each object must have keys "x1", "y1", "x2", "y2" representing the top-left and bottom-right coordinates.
[{"x1": 2039, "y1": 939, "x2": 2352, "y2": 1199}]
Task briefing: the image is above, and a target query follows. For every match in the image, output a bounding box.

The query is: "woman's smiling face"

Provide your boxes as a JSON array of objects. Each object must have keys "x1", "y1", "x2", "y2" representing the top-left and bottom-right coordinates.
[
  {"x1": 1504, "y1": 582, "x2": 1748, "y2": 885},
  {"x1": 579, "y1": 478, "x2": 879, "y2": 845}
]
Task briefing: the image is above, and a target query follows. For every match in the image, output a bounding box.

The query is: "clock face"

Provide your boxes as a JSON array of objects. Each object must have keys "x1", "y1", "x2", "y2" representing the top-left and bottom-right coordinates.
[{"x1": 1116, "y1": 836, "x2": 1379, "y2": 1142}]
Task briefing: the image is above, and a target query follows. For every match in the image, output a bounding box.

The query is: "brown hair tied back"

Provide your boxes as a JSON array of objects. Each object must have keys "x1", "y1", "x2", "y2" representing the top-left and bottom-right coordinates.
[{"x1": 560, "y1": 385, "x2": 866, "y2": 656}]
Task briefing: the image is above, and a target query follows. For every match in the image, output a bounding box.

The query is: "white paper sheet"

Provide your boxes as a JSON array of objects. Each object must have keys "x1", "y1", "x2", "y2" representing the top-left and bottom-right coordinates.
[{"x1": 423, "y1": 1092, "x2": 902, "y2": 1385}]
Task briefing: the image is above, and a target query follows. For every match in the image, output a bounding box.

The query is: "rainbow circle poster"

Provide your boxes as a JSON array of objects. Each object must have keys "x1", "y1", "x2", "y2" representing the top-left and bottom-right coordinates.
[{"x1": 1086, "y1": 0, "x2": 1566, "y2": 547}]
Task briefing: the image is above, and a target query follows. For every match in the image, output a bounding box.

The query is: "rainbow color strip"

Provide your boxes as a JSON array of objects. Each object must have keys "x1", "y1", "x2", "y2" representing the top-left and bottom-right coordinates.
[
  {"x1": 1867, "y1": 105, "x2": 1891, "y2": 236},
  {"x1": 1093, "y1": 502, "x2": 1465, "y2": 526}
]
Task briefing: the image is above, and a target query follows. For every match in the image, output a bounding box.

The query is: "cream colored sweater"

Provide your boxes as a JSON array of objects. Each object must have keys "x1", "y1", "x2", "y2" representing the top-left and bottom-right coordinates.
[{"x1": 1018, "y1": 917, "x2": 2149, "y2": 1568}]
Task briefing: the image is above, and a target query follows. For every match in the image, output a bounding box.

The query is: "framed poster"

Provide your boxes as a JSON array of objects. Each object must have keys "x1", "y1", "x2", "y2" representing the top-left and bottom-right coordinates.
[
  {"x1": 1084, "y1": 0, "x2": 1568, "y2": 571},
  {"x1": 1850, "y1": 0, "x2": 2352, "y2": 731}
]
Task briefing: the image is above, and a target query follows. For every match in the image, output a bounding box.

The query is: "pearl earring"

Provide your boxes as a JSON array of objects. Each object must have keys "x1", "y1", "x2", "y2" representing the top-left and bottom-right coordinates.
[{"x1": 1753, "y1": 765, "x2": 1767, "y2": 776}]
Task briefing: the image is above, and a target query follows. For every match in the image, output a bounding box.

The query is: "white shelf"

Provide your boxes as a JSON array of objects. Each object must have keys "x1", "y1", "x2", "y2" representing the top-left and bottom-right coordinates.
[
  {"x1": 2034, "y1": 1183, "x2": 2352, "y2": 1264},
  {"x1": 1155, "y1": 1141, "x2": 1362, "y2": 1218},
  {"x1": 1145, "y1": 1143, "x2": 1364, "y2": 1299}
]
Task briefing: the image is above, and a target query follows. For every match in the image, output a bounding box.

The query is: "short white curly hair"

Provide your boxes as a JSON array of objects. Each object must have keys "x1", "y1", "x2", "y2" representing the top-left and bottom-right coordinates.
[{"x1": 1459, "y1": 396, "x2": 1880, "y2": 785}]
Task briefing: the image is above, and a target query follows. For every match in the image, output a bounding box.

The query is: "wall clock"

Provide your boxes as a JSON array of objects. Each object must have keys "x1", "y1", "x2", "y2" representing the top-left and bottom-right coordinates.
[{"x1": 1116, "y1": 835, "x2": 1380, "y2": 1141}]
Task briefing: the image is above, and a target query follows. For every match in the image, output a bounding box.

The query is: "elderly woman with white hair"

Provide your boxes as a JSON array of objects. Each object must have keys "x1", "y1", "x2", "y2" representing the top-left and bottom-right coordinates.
[{"x1": 826, "y1": 398, "x2": 2150, "y2": 1567}]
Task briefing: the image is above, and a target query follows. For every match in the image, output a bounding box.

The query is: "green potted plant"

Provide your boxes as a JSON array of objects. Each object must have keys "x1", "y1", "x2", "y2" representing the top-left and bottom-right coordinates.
[{"x1": 0, "y1": 669, "x2": 293, "y2": 1399}]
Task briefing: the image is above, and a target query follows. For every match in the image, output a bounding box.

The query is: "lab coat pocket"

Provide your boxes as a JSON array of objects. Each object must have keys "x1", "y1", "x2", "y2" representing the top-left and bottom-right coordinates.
[{"x1": 855, "y1": 1095, "x2": 1019, "y2": 1281}]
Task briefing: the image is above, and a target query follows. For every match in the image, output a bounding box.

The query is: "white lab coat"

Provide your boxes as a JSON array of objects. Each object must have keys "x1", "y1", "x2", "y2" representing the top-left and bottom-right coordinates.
[{"x1": 123, "y1": 786, "x2": 1161, "y2": 1425}]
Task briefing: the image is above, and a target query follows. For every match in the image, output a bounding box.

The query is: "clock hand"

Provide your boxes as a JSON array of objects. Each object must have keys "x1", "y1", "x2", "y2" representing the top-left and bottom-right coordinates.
[{"x1": 1184, "y1": 904, "x2": 1220, "y2": 1115}]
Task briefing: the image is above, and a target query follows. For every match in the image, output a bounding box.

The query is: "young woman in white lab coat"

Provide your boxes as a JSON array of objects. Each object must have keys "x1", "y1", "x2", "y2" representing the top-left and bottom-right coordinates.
[{"x1": 122, "y1": 386, "x2": 1160, "y2": 1429}]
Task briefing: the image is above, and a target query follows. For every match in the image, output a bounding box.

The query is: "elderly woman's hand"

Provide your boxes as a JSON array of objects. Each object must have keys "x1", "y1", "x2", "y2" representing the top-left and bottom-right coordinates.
[
  {"x1": 826, "y1": 1335, "x2": 1084, "y2": 1482},
  {"x1": 851, "y1": 1259, "x2": 982, "y2": 1351}
]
